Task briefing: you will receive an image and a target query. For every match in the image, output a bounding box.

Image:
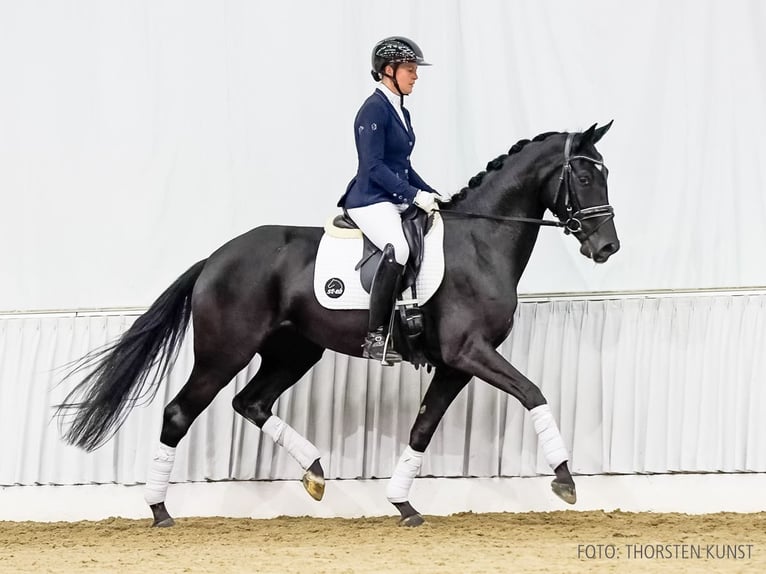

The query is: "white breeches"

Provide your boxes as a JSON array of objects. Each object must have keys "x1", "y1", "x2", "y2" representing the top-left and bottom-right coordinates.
[{"x1": 346, "y1": 202, "x2": 409, "y2": 265}]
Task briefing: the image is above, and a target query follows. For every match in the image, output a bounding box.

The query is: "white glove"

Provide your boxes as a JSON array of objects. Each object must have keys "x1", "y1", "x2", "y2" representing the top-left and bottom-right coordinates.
[{"x1": 414, "y1": 190, "x2": 439, "y2": 213}]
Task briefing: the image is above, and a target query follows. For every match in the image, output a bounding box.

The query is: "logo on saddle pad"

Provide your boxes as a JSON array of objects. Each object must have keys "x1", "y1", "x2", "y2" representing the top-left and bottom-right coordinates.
[
  {"x1": 314, "y1": 213, "x2": 446, "y2": 311},
  {"x1": 325, "y1": 278, "x2": 345, "y2": 298}
]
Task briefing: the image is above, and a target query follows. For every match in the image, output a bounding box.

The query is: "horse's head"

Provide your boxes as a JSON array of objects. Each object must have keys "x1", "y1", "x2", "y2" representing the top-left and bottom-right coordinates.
[{"x1": 547, "y1": 122, "x2": 620, "y2": 263}]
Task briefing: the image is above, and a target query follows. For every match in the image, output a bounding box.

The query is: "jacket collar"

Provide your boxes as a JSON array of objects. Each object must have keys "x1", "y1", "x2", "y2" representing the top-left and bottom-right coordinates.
[{"x1": 374, "y1": 88, "x2": 411, "y2": 135}]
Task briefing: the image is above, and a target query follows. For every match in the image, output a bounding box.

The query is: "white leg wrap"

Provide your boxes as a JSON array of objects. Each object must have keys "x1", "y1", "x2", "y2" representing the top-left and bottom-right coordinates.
[
  {"x1": 386, "y1": 446, "x2": 424, "y2": 503},
  {"x1": 144, "y1": 443, "x2": 176, "y2": 505},
  {"x1": 261, "y1": 415, "x2": 321, "y2": 470},
  {"x1": 529, "y1": 404, "x2": 569, "y2": 470}
]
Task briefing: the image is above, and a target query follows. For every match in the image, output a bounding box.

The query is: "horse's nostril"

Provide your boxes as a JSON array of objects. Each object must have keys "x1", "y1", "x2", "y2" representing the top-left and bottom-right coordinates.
[{"x1": 592, "y1": 241, "x2": 620, "y2": 263}]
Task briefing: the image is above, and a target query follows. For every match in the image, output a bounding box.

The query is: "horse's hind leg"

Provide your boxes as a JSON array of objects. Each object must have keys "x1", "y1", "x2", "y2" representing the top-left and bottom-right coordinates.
[
  {"x1": 231, "y1": 327, "x2": 326, "y2": 500},
  {"x1": 147, "y1": 293, "x2": 264, "y2": 526},
  {"x1": 146, "y1": 355, "x2": 251, "y2": 527},
  {"x1": 388, "y1": 366, "x2": 472, "y2": 526}
]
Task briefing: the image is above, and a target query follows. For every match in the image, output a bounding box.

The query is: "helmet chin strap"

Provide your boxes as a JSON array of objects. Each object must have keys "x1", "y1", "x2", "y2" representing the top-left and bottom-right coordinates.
[{"x1": 384, "y1": 63, "x2": 406, "y2": 108}]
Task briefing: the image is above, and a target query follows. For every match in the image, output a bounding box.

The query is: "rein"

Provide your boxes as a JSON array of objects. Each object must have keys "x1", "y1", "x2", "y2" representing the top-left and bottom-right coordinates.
[
  {"x1": 438, "y1": 210, "x2": 567, "y2": 229},
  {"x1": 440, "y1": 133, "x2": 613, "y2": 236}
]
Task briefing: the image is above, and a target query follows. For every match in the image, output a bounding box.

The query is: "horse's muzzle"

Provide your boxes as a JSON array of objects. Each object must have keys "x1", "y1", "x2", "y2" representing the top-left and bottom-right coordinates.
[{"x1": 582, "y1": 239, "x2": 620, "y2": 263}]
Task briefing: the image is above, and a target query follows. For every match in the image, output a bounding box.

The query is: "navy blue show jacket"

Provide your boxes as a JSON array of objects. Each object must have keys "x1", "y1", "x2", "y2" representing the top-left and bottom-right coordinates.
[{"x1": 338, "y1": 89, "x2": 435, "y2": 209}]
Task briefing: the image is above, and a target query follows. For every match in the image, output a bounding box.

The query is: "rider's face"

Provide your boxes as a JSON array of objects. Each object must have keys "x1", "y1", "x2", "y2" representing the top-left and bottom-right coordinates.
[{"x1": 384, "y1": 63, "x2": 419, "y2": 95}]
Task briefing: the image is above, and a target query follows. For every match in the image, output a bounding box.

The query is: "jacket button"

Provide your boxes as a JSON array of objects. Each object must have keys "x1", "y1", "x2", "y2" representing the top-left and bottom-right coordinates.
[
  {"x1": 408, "y1": 141, "x2": 413, "y2": 146},
  {"x1": 404, "y1": 169, "x2": 409, "y2": 174}
]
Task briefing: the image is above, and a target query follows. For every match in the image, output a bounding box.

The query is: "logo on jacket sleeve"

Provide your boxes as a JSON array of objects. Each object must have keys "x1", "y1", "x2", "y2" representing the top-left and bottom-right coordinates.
[{"x1": 325, "y1": 278, "x2": 345, "y2": 298}]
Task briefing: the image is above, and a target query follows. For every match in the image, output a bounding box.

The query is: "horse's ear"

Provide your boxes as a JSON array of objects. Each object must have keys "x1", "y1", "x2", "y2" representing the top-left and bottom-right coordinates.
[
  {"x1": 592, "y1": 120, "x2": 614, "y2": 144},
  {"x1": 581, "y1": 123, "x2": 598, "y2": 144},
  {"x1": 579, "y1": 121, "x2": 613, "y2": 148}
]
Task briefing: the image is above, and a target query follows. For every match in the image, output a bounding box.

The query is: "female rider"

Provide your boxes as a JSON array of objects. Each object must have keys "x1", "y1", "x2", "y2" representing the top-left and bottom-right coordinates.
[{"x1": 337, "y1": 36, "x2": 440, "y2": 364}]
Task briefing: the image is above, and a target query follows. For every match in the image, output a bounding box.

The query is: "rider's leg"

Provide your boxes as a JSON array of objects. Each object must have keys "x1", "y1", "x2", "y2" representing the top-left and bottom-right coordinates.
[
  {"x1": 346, "y1": 202, "x2": 408, "y2": 363},
  {"x1": 364, "y1": 244, "x2": 403, "y2": 362},
  {"x1": 346, "y1": 202, "x2": 409, "y2": 265}
]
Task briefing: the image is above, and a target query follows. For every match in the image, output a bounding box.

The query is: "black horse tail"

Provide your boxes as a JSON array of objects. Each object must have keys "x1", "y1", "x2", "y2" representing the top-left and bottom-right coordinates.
[{"x1": 56, "y1": 259, "x2": 207, "y2": 451}]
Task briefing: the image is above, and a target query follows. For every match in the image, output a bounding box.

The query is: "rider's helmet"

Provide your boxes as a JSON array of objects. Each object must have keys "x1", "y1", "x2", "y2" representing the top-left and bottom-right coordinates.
[{"x1": 370, "y1": 36, "x2": 431, "y2": 82}]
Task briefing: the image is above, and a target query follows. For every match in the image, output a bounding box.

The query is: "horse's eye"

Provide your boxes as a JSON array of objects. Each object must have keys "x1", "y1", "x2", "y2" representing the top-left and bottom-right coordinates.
[{"x1": 578, "y1": 176, "x2": 590, "y2": 185}]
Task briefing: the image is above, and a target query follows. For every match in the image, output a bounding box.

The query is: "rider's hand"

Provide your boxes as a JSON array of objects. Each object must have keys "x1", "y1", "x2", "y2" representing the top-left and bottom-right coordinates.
[{"x1": 414, "y1": 190, "x2": 439, "y2": 213}]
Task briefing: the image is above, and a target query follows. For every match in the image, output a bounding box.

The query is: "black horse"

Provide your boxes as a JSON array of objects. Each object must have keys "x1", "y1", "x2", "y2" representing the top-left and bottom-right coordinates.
[{"x1": 57, "y1": 122, "x2": 619, "y2": 527}]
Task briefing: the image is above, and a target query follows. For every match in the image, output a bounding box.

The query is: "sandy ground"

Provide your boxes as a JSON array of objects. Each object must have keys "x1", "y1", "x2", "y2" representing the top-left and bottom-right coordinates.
[{"x1": 0, "y1": 511, "x2": 764, "y2": 574}]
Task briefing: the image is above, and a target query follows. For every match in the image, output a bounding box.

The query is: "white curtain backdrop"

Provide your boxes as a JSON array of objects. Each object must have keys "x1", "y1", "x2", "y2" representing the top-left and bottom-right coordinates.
[
  {"x1": 1, "y1": 1, "x2": 766, "y2": 312},
  {"x1": 2, "y1": 293, "x2": 764, "y2": 486},
  {"x1": 1, "y1": 2, "x2": 765, "y2": 493}
]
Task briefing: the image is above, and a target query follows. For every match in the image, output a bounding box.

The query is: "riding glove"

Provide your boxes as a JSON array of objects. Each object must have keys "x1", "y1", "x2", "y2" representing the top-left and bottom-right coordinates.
[{"x1": 414, "y1": 190, "x2": 439, "y2": 213}]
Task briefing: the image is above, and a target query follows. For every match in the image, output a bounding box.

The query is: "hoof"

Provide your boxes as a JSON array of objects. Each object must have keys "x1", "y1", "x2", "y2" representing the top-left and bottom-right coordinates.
[
  {"x1": 149, "y1": 502, "x2": 175, "y2": 528},
  {"x1": 152, "y1": 517, "x2": 176, "y2": 528},
  {"x1": 302, "y1": 469, "x2": 325, "y2": 501},
  {"x1": 392, "y1": 501, "x2": 423, "y2": 527},
  {"x1": 551, "y1": 479, "x2": 577, "y2": 505},
  {"x1": 399, "y1": 513, "x2": 425, "y2": 527}
]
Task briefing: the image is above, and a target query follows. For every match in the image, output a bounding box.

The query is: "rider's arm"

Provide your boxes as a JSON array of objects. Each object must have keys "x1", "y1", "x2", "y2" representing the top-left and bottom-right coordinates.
[{"x1": 407, "y1": 167, "x2": 435, "y2": 194}]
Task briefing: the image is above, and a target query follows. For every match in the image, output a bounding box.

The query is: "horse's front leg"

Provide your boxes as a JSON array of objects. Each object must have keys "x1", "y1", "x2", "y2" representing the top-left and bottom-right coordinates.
[
  {"x1": 388, "y1": 366, "x2": 472, "y2": 526},
  {"x1": 443, "y1": 339, "x2": 577, "y2": 505}
]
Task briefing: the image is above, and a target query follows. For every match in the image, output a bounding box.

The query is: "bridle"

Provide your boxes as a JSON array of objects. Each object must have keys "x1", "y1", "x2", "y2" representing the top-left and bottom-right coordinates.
[
  {"x1": 439, "y1": 133, "x2": 615, "y2": 236},
  {"x1": 554, "y1": 132, "x2": 614, "y2": 237}
]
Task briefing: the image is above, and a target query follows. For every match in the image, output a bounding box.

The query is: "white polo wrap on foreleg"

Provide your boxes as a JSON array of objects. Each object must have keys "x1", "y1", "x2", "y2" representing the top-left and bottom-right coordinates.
[
  {"x1": 144, "y1": 443, "x2": 176, "y2": 505},
  {"x1": 386, "y1": 446, "x2": 424, "y2": 503},
  {"x1": 529, "y1": 404, "x2": 569, "y2": 470},
  {"x1": 261, "y1": 415, "x2": 321, "y2": 470}
]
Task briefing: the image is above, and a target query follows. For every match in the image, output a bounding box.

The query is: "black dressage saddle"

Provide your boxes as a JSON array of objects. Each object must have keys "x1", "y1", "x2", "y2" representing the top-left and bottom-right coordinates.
[{"x1": 332, "y1": 205, "x2": 432, "y2": 293}]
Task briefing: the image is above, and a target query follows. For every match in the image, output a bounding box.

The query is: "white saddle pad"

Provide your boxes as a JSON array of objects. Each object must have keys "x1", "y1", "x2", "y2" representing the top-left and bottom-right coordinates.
[{"x1": 313, "y1": 212, "x2": 445, "y2": 310}]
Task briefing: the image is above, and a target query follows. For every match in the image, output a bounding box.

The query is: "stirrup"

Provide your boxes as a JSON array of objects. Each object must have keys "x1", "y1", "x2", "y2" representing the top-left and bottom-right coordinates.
[{"x1": 363, "y1": 331, "x2": 402, "y2": 366}]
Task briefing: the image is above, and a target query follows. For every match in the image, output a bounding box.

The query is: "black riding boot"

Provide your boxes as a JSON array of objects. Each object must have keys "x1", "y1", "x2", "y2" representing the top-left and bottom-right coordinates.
[{"x1": 363, "y1": 244, "x2": 404, "y2": 365}]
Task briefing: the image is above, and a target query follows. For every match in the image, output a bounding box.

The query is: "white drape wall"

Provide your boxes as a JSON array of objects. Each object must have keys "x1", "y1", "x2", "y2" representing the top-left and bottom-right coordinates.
[
  {"x1": 1, "y1": 2, "x2": 765, "y2": 495},
  {"x1": 2, "y1": 293, "x2": 764, "y2": 486},
  {"x1": 2, "y1": 1, "x2": 766, "y2": 311}
]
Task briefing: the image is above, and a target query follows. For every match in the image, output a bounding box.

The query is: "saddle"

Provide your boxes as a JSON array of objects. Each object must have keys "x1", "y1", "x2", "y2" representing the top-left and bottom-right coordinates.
[
  {"x1": 331, "y1": 206, "x2": 433, "y2": 367},
  {"x1": 332, "y1": 206, "x2": 431, "y2": 293}
]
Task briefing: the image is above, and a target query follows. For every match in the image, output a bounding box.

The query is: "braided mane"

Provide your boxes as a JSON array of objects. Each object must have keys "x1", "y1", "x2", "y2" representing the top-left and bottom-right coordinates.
[{"x1": 449, "y1": 131, "x2": 559, "y2": 204}]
